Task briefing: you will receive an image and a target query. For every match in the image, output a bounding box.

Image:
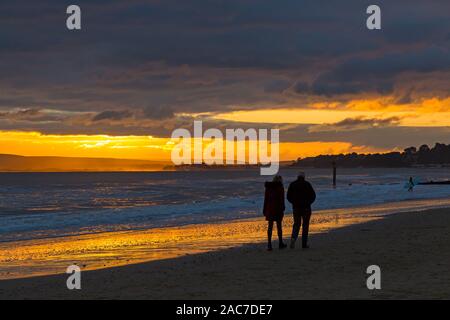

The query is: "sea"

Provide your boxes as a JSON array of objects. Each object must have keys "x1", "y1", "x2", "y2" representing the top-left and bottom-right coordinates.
[{"x1": 1, "y1": 167, "x2": 450, "y2": 243}]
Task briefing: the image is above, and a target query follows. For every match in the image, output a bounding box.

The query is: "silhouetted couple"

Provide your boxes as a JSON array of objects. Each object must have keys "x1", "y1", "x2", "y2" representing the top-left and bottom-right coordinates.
[{"x1": 263, "y1": 172, "x2": 316, "y2": 251}]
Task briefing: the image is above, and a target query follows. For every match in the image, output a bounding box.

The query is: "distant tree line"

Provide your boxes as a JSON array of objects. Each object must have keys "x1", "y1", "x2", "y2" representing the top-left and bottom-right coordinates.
[{"x1": 292, "y1": 143, "x2": 450, "y2": 168}]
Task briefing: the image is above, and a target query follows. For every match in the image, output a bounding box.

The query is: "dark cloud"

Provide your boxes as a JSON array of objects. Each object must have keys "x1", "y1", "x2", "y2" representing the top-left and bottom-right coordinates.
[
  {"x1": 92, "y1": 110, "x2": 133, "y2": 122},
  {"x1": 0, "y1": 108, "x2": 67, "y2": 123},
  {"x1": 0, "y1": 108, "x2": 41, "y2": 118},
  {"x1": 0, "y1": 108, "x2": 46, "y2": 121},
  {"x1": 263, "y1": 80, "x2": 292, "y2": 94},
  {"x1": 309, "y1": 116, "x2": 402, "y2": 132},
  {"x1": 143, "y1": 105, "x2": 174, "y2": 120},
  {"x1": 297, "y1": 47, "x2": 450, "y2": 96},
  {"x1": 394, "y1": 88, "x2": 415, "y2": 105}
]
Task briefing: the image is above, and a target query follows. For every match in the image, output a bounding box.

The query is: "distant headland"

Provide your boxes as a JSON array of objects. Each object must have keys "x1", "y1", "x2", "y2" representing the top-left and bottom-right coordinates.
[{"x1": 292, "y1": 143, "x2": 450, "y2": 168}]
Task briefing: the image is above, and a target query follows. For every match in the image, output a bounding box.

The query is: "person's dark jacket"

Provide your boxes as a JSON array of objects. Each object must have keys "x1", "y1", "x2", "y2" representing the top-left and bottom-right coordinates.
[
  {"x1": 263, "y1": 181, "x2": 285, "y2": 221},
  {"x1": 287, "y1": 178, "x2": 316, "y2": 211}
]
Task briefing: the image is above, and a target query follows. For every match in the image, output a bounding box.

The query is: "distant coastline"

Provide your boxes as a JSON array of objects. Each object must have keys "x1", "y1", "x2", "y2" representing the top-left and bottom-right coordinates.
[
  {"x1": 2, "y1": 142, "x2": 450, "y2": 172},
  {"x1": 291, "y1": 143, "x2": 450, "y2": 168}
]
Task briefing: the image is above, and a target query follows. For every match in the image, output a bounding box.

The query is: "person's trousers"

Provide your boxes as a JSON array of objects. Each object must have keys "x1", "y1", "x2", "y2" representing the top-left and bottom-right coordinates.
[
  {"x1": 268, "y1": 220, "x2": 283, "y2": 244},
  {"x1": 291, "y1": 208, "x2": 311, "y2": 247}
]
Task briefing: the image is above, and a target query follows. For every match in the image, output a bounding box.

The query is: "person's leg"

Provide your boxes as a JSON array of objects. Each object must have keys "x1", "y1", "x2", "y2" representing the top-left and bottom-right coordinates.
[
  {"x1": 267, "y1": 221, "x2": 274, "y2": 250},
  {"x1": 301, "y1": 212, "x2": 311, "y2": 248},
  {"x1": 291, "y1": 211, "x2": 301, "y2": 248},
  {"x1": 291, "y1": 213, "x2": 301, "y2": 240},
  {"x1": 276, "y1": 220, "x2": 286, "y2": 249},
  {"x1": 276, "y1": 220, "x2": 283, "y2": 242}
]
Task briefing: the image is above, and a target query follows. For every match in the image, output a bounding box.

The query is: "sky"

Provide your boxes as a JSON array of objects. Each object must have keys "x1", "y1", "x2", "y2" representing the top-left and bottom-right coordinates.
[{"x1": 0, "y1": 0, "x2": 449, "y2": 161}]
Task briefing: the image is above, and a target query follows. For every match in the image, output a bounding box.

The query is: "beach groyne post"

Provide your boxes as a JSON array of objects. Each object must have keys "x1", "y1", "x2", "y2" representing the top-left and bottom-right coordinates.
[{"x1": 332, "y1": 161, "x2": 337, "y2": 187}]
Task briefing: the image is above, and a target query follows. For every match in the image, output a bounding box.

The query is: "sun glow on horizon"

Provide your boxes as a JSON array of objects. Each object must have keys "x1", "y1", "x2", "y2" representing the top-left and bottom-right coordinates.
[
  {"x1": 0, "y1": 131, "x2": 173, "y2": 161},
  {"x1": 0, "y1": 131, "x2": 383, "y2": 165}
]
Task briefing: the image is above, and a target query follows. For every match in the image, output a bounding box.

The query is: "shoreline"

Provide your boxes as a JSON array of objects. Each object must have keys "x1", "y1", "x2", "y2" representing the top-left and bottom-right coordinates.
[
  {"x1": 2, "y1": 197, "x2": 450, "y2": 281},
  {"x1": 3, "y1": 196, "x2": 450, "y2": 244},
  {"x1": 1, "y1": 207, "x2": 450, "y2": 299}
]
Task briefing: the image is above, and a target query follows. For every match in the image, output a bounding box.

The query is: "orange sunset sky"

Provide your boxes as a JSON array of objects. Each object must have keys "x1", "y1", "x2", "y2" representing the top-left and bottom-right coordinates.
[{"x1": 0, "y1": 1, "x2": 449, "y2": 163}]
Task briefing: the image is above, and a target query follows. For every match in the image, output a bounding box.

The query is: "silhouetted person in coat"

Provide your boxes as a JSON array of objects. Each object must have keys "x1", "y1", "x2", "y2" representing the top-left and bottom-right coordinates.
[
  {"x1": 263, "y1": 175, "x2": 287, "y2": 251},
  {"x1": 287, "y1": 172, "x2": 316, "y2": 249},
  {"x1": 408, "y1": 177, "x2": 414, "y2": 192}
]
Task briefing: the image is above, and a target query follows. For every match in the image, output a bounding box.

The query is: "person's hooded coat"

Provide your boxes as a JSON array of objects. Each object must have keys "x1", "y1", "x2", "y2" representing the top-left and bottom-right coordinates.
[{"x1": 263, "y1": 181, "x2": 285, "y2": 221}]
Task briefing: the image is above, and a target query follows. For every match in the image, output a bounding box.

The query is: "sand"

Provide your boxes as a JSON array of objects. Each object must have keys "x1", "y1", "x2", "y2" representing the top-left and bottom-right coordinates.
[{"x1": 1, "y1": 208, "x2": 450, "y2": 299}]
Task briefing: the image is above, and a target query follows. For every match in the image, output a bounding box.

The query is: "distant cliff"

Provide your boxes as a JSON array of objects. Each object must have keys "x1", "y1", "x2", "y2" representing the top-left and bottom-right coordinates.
[
  {"x1": 0, "y1": 154, "x2": 169, "y2": 172},
  {"x1": 292, "y1": 143, "x2": 450, "y2": 168}
]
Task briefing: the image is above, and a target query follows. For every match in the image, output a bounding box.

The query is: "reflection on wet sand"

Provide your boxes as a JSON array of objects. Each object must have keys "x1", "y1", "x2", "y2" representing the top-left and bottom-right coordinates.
[{"x1": 2, "y1": 198, "x2": 450, "y2": 280}]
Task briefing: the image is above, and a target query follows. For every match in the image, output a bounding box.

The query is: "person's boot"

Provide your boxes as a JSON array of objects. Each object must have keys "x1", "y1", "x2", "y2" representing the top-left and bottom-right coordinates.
[
  {"x1": 290, "y1": 238, "x2": 296, "y2": 249},
  {"x1": 279, "y1": 242, "x2": 287, "y2": 249},
  {"x1": 302, "y1": 235, "x2": 309, "y2": 249},
  {"x1": 267, "y1": 243, "x2": 273, "y2": 251},
  {"x1": 302, "y1": 241, "x2": 310, "y2": 249}
]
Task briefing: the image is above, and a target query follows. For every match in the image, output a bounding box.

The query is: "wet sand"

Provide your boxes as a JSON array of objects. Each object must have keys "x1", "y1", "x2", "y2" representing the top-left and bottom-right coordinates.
[
  {"x1": 1, "y1": 207, "x2": 450, "y2": 299},
  {"x1": 0, "y1": 210, "x2": 377, "y2": 280},
  {"x1": 2, "y1": 198, "x2": 448, "y2": 281}
]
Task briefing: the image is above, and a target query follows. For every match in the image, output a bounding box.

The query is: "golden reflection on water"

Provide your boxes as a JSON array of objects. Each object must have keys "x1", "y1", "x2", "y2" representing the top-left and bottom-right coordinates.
[{"x1": 0, "y1": 213, "x2": 376, "y2": 280}]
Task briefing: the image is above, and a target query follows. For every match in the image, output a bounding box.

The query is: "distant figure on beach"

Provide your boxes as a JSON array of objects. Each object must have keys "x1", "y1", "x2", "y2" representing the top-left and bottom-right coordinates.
[
  {"x1": 287, "y1": 172, "x2": 316, "y2": 249},
  {"x1": 408, "y1": 177, "x2": 415, "y2": 192},
  {"x1": 263, "y1": 175, "x2": 287, "y2": 251}
]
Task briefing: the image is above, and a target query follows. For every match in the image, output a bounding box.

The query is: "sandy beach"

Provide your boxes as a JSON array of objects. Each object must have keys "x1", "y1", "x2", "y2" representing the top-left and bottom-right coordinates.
[{"x1": 1, "y1": 207, "x2": 450, "y2": 299}]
